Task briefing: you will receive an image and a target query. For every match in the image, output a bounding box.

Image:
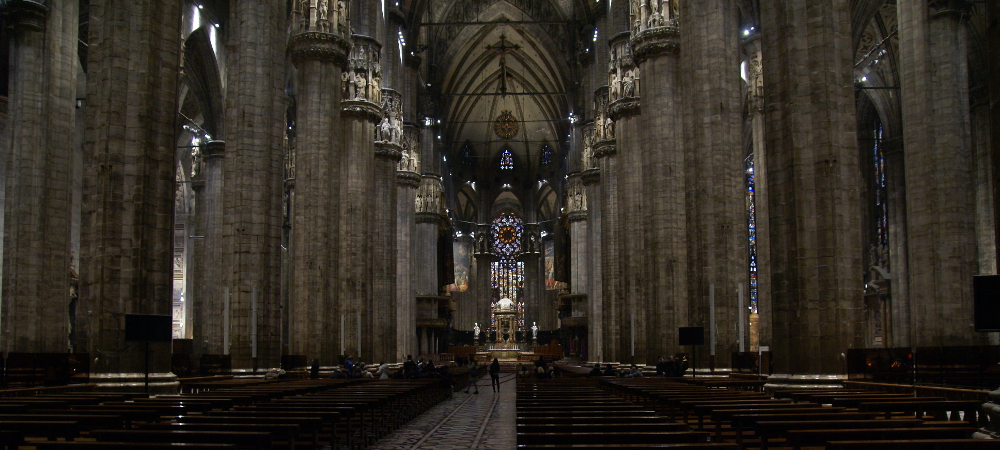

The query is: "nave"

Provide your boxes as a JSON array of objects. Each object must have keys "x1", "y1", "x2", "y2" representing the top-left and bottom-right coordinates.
[{"x1": 0, "y1": 370, "x2": 997, "y2": 449}]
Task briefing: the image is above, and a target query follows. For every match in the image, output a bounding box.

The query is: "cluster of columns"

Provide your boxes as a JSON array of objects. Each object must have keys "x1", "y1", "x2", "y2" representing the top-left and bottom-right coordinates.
[
  {"x1": 575, "y1": 0, "x2": 746, "y2": 367},
  {"x1": 571, "y1": 0, "x2": 993, "y2": 373}
]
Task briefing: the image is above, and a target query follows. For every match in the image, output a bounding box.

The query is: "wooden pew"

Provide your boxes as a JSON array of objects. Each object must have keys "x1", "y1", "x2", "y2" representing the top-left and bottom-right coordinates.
[
  {"x1": 34, "y1": 443, "x2": 237, "y2": 450},
  {"x1": 857, "y1": 400, "x2": 984, "y2": 423},
  {"x1": 89, "y1": 429, "x2": 272, "y2": 450},
  {"x1": 516, "y1": 431, "x2": 710, "y2": 447},
  {"x1": 0, "y1": 420, "x2": 79, "y2": 441},
  {"x1": 182, "y1": 415, "x2": 322, "y2": 449},
  {"x1": 516, "y1": 444, "x2": 739, "y2": 450},
  {"x1": 826, "y1": 439, "x2": 1000, "y2": 450},
  {"x1": 754, "y1": 418, "x2": 924, "y2": 450},
  {"x1": 0, "y1": 413, "x2": 124, "y2": 430},
  {"x1": 137, "y1": 423, "x2": 299, "y2": 450},
  {"x1": 723, "y1": 411, "x2": 878, "y2": 445},
  {"x1": 785, "y1": 426, "x2": 976, "y2": 450},
  {"x1": 516, "y1": 423, "x2": 691, "y2": 434},
  {"x1": 0, "y1": 430, "x2": 22, "y2": 450}
]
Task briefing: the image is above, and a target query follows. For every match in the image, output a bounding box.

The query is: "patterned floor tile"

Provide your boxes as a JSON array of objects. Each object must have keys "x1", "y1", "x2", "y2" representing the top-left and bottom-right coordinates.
[{"x1": 369, "y1": 374, "x2": 517, "y2": 450}]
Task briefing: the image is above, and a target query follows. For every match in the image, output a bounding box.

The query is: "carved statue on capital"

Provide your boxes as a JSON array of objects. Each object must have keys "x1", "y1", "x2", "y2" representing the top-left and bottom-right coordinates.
[
  {"x1": 581, "y1": 124, "x2": 595, "y2": 170},
  {"x1": 293, "y1": 0, "x2": 348, "y2": 37},
  {"x1": 565, "y1": 176, "x2": 588, "y2": 214},
  {"x1": 344, "y1": 38, "x2": 382, "y2": 105},
  {"x1": 608, "y1": 41, "x2": 639, "y2": 103}
]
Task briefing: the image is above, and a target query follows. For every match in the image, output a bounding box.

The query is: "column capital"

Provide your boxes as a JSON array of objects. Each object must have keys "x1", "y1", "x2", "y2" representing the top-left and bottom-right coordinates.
[
  {"x1": 608, "y1": 99, "x2": 641, "y2": 120},
  {"x1": 289, "y1": 32, "x2": 350, "y2": 66},
  {"x1": 929, "y1": 0, "x2": 974, "y2": 19},
  {"x1": 416, "y1": 212, "x2": 442, "y2": 224},
  {"x1": 5, "y1": 0, "x2": 48, "y2": 32},
  {"x1": 593, "y1": 142, "x2": 617, "y2": 158},
  {"x1": 631, "y1": 26, "x2": 680, "y2": 64},
  {"x1": 375, "y1": 142, "x2": 403, "y2": 161},
  {"x1": 581, "y1": 168, "x2": 602, "y2": 185},
  {"x1": 342, "y1": 100, "x2": 383, "y2": 122},
  {"x1": 396, "y1": 170, "x2": 421, "y2": 188},
  {"x1": 568, "y1": 211, "x2": 588, "y2": 223},
  {"x1": 202, "y1": 140, "x2": 226, "y2": 159}
]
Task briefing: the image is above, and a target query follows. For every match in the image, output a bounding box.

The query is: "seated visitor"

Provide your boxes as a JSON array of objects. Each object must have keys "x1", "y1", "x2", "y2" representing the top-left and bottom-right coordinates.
[
  {"x1": 603, "y1": 365, "x2": 616, "y2": 376},
  {"x1": 589, "y1": 363, "x2": 603, "y2": 376}
]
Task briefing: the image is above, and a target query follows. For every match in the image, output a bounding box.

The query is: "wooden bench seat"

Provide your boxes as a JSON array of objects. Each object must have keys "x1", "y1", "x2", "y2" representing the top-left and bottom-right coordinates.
[
  {"x1": 754, "y1": 418, "x2": 923, "y2": 450},
  {"x1": 725, "y1": 411, "x2": 878, "y2": 445},
  {"x1": 826, "y1": 439, "x2": 1000, "y2": 450},
  {"x1": 56, "y1": 408, "x2": 161, "y2": 426},
  {"x1": 516, "y1": 443, "x2": 739, "y2": 450},
  {"x1": 828, "y1": 396, "x2": 945, "y2": 408},
  {"x1": 0, "y1": 413, "x2": 124, "y2": 430},
  {"x1": 137, "y1": 423, "x2": 299, "y2": 450},
  {"x1": 516, "y1": 423, "x2": 691, "y2": 434},
  {"x1": 517, "y1": 416, "x2": 672, "y2": 425},
  {"x1": 785, "y1": 426, "x2": 976, "y2": 450},
  {"x1": 179, "y1": 415, "x2": 322, "y2": 449},
  {"x1": 517, "y1": 431, "x2": 710, "y2": 446},
  {"x1": 34, "y1": 443, "x2": 237, "y2": 450},
  {"x1": 0, "y1": 429, "x2": 23, "y2": 450},
  {"x1": 89, "y1": 430, "x2": 272, "y2": 450},
  {"x1": 0, "y1": 420, "x2": 79, "y2": 441},
  {"x1": 710, "y1": 406, "x2": 845, "y2": 436},
  {"x1": 858, "y1": 400, "x2": 984, "y2": 422}
]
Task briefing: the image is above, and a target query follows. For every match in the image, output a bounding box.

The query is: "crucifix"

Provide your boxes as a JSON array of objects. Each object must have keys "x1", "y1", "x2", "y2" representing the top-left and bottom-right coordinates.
[{"x1": 485, "y1": 34, "x2": 521, "y2": 97}]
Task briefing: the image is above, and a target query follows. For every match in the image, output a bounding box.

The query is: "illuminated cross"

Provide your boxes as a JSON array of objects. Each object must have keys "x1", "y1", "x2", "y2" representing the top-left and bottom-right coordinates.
[{"x1": 485, "y1": 34, "x2": 521, "y2": 97}]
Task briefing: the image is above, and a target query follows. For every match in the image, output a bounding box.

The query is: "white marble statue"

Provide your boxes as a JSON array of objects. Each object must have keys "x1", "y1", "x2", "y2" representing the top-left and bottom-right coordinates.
[
  {"x1": 531, "y1": 322, "x2": 538, "y2": 340},
  {"x1": 474, "y1": 323, "x2": 481, "y2": 340}
]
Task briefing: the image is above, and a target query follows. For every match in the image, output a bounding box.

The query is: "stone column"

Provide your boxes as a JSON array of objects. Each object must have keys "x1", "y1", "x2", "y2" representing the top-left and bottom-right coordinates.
[
  {"x1": 899, "y1": 0, "x2": 981, "y2": 346},
  {"x1": 630, "y1": 1, "x2": 687, "y2": 364},
  {"x1": 972, "y1": 90, "x2": 996, "y2": 277},
  {"x1": 221, "y1": 1, "x2": 287, "y2": 371},
  {"x1": 79, "y1": 0, "x2": 181, "y2": 380},
  {"x1": 340, "y1": 35, "x2": 382, "y2": 360},
  {"x1": 744, "y1": 38, "x2": 770, "y2": 352},
  {"x1": 678, "y1": 0, "x2": 745, "y2": 366},
  {"x1": 288, "y1": 1, "x2": 351, "y2": 364},
  {"x1": 474, "y1": 225, "x2": 495, "y2": 331},
  {"x1": 566, "y1": 175, "x2": 588, "y2": 295},
  {"x1": 608, "y1": 33, "x2": 646, "y2": 363},
  {"x1": 372, "y1": 88, "x2": 402, "y2": 364},
  {"x1": 190, "y1": 141, "x2": 226, "y2": 356},
  {"x1": 593, "y1": 86, "x2": 621, "y2": 363},
  {"x1": 883, "y1": 137, "x2": 912, "y2": 347},
  {"x1": 582, "y1": 165, "x2": 603, "y2": 363},
  {"x1": 992, "y1": 0, "x2": 1000, "y2": 274},
  {"x1": 2, "y1": 0, "x2": 76, "y2": 353},
  {"x1": 760, "y1": 0, "x2": 864, "y2": 374},
  {"x1": 415, "y1": 176, "x2": 444, "y2": 296},
  {"x1": 397, "y1": 126, "x2": 420, "y2": 361}
]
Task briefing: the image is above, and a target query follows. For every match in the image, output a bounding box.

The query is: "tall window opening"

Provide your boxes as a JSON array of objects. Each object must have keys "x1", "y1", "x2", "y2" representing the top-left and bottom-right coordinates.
[{"x1": 490, "y1": 213, "x2": 525, "y2": 333}]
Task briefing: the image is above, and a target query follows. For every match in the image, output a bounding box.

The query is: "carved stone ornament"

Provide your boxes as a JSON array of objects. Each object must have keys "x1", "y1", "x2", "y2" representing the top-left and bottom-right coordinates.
[
  {"x1": 398, "y1": 125, "x2": 421, "y2": 173},
  {"x1": 608, "y1": 33, "x2": 640, "y2": 120},
  {"x1": 631, "y1": 0, "x2": 678, "y2": 34},
  {"x1": 928, "y1": 0, "x2": 973, "y2": 18},
  {"x1": 494, "y1": 110, "x2": 519, "y2": 139},
  {"x1": 564, "y1": 175, "x2": 587, "y2": 215},
  {"x1": 376, "y1": 89, "x2": 404, "y2": 147},
  {"x1": 593, "y1": 86, "x2": 615, "y2": 143},
  {"x1": 415, "y1": 175, "x2": 445, "y2": 215},
  {"x1": 581, "y1": 123, "x2": 596, "y2": 170},
  {"x1": 342, "y1": 35, "x2": 382, "y2": 119},
  {"x1": 5, "y1": 0, "x2": 48, "y2": 32},
  {"x1": 292, "y1": 0, "x2": 349, "y2": 37},
  {"x1": 632, "y1": 26, "x2": 680, "y2": 64},
  {"x1": 289, "y1": 32, "x2": 350, "y2": 66}
]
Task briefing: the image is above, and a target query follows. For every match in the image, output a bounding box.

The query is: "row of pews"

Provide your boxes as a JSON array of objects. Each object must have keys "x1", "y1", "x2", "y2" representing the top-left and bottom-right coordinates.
[
  {"x1": 516, "y1": 378, "x2": 739, "y2": 449},
  {"x1": 601, "y1": 377, "x2": 999, "y2": 450},
  {"x1": 0, "y1": 376, "x2": 451, "y2": 449}
]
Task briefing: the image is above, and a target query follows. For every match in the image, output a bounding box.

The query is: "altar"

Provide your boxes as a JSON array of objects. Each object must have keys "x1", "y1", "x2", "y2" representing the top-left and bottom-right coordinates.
[{"x1": 478, "y1": 297, "x2": 531, "y2": 361}]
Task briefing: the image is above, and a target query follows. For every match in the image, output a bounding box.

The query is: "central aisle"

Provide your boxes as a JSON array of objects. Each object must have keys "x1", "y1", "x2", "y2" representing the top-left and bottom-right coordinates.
[{"x1": 369, "y1": 373, "x2": 518, "y2": 450}]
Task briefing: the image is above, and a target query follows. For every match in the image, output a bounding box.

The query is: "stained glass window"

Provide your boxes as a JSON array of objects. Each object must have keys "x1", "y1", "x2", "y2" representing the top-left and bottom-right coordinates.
[
  {"x1": 873, "y1": 124, "x2": 888, "y2": 262},
  {"x1": 461, "y1": 143, "x2": 474, "y2": 167},
  {"x1": 491, "y1": 213, "x2": 523, "y2": 256},
  {"x1": 746, "y1": 155, "x2": 758, "y2": 314},
  {"x1": 490, "y1": 213, "x2": 526, "y2": 333},
  {"x1": 541, "y1": 145, "x2": 552, "y2": 165},
  {"x1": 500, "y1": 148, "x2": 514, "y2": 170}
]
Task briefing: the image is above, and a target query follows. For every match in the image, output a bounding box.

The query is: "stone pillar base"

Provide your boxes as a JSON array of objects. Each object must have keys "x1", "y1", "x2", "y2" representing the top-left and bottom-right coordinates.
[
  {"x1": 88, "y1": 372, "x2": 179, "y2": 396},
  {"x1": 763, "y1": 373, "x2": 846, "y2": 392}
]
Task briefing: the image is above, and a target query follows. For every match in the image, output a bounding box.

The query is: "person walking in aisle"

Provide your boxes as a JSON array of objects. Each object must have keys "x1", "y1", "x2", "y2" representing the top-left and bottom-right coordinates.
[
  {"x1": 490, "y1": 357, "x2": 501, "y2": 392},
  {"x1": 464, "y1": 356, "x2": 479, "y2": 394}
]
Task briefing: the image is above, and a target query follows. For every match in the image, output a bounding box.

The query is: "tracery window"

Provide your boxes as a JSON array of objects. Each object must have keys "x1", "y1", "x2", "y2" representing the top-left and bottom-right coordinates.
[
  {"x1": 500, "y1": 148, "x2": 514, "y2": 170},
  {"x1": 461, "y1": 143, "x2": 474, "y2": 167},
  {"x1": 540, "y1": 145, "x2": 552, "y2": 165},
  {"x1": 490, "y1": 213, "x2": 525, "y2": 332},
  {"x1": 746, "y1": 155, "x2": 758, "y2": 314}
]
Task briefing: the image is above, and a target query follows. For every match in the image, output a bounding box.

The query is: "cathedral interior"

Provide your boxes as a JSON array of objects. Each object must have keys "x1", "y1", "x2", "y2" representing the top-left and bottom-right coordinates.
[{"x1": 2, "y1": 0, "x2": 1000, "y2": 388}]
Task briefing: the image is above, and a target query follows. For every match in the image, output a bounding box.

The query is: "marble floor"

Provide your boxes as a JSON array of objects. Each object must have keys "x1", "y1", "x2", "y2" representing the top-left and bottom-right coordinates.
[{"x1": 368, "y1": 373, "x2": 517, "y2": 450}]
